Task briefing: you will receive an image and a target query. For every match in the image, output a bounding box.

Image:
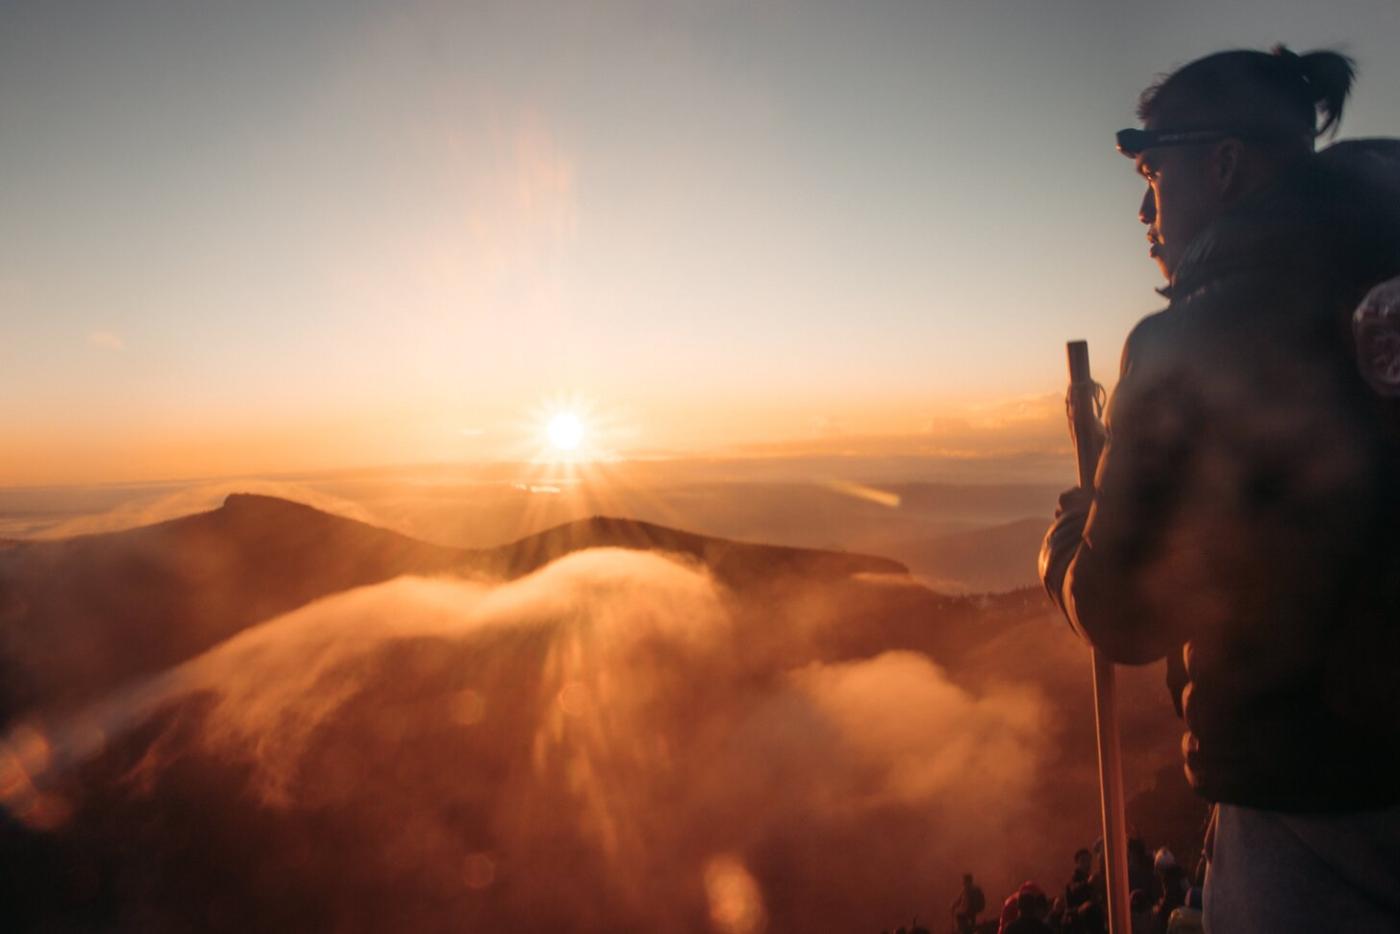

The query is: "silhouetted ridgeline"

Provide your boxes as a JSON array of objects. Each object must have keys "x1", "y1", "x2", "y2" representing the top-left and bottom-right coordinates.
[
  {"x1": 485, "y1": 513, "x2": 907, "y2": 584},
  {"x1": 0, "y1": 494, "x2": 908, "y2": 723}
]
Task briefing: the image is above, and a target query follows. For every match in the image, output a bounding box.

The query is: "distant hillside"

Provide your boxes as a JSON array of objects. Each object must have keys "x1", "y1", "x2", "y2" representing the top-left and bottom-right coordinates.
[
  {"x1": 0, "y1": 494, "x2": 906, "y2": 721},
  {"x1": 0, "y1": 494, "x2": 470, "y2": 718},
  {"x1": 881, "y1": 517, "x2": 1048, "y2": 592}
]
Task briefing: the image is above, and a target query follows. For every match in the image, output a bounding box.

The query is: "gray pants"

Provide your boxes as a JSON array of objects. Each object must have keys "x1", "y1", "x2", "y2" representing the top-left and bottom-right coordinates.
[{"x1": 1204, "y1": 803, "x2": 1400, "y2": 933}]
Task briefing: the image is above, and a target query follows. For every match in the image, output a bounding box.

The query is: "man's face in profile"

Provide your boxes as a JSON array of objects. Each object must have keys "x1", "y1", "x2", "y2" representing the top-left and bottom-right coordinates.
[{"x1": 1134, "y1": 123, "x2": 1225, "y2": 281}]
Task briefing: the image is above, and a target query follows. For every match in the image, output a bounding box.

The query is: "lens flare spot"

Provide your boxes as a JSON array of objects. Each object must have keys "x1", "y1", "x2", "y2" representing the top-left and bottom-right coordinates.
[
  {"x1": 704, "y1": 854, "x2": 767, "y2": 934},
  {"x1": 557, "y1": 680, "x2": 591, "y2": 717},
  {"x1": 450, "y1": 689, "x2": 486, "y2": 726},
  {"x1": 464, "y1": 852, "x2": 496, "y2": 890},
  {"x1": 819, "y1": 478, "x2": 902, "y2": 509},
  {"x1": 10, "y1": 725, "x2": 52, "y2": 776},
  {"x1": 0, "y1": 748, "x2": 30, "y2": 800},
  {"x1": 18, "y1": 792, "x2": 73, "y2": 832}
]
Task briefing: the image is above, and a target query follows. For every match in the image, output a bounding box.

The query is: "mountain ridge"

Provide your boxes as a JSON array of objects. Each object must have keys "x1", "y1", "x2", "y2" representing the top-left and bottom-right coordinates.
[{"x1": 0, "y1": 492, "x2": 912, "y2": 722}]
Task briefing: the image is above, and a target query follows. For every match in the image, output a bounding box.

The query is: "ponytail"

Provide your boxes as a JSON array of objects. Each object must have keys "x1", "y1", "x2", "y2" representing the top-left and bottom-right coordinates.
[
  {"x1": 1138, "y1": 46, "x2": 1358, "y2": 144},
  {"x1": 1277, "y1": 46, "x2": 1357, "y2": 138}
]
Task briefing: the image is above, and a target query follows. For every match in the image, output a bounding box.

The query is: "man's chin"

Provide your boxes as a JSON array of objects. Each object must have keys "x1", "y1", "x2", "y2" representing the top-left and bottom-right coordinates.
[{"x1": 1150, "y1": 251, "x2": 1172, "y2": 282}]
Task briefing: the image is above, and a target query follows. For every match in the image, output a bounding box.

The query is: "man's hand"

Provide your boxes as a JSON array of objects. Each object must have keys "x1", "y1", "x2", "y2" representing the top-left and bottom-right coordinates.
[{"x1": 1039, "y1": 486, "x2": 1094, "y2": 614}]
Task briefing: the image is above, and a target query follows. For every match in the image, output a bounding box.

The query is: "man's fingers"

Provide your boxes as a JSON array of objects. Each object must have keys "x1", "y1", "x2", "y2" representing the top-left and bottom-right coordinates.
[{"x1": 1056, "y1": 486, "x2": 1094, "y2": 516}]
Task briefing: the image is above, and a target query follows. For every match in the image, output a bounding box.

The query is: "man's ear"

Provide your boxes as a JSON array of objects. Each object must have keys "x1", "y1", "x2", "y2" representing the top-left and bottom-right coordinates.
[{"x1": 1212, "y1": 138, "x2": 1245, "y2": 198}]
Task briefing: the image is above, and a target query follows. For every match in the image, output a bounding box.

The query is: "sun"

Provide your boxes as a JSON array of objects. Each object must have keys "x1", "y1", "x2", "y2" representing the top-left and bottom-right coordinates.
[
  {"x1": 546, "y1": 412, "x2": 586, "y2": 453},
  {"x1": 520, "y1": 394, "x2": 617, "y2": 467}
]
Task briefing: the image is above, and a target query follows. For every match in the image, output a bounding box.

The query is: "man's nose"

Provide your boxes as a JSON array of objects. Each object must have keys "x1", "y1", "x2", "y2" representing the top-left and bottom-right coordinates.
[{"x1": 1139, "y1": 186, "x2": 1156, "y2": 226}]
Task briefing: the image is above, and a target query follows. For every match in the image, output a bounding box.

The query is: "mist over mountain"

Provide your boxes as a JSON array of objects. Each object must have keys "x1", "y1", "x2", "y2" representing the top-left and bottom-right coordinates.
[
  {"x1": 0, "y1": 494, "x2": 1201, "y2": 933},
  {"x1": 0, "y1": 494, "x2": 470, "y2": 719}
]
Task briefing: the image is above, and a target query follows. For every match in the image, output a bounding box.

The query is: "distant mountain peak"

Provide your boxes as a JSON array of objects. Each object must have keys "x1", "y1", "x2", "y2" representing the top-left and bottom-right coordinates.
[{"x1": 221, "y1": 492, "x2": 323, "y2": 515}]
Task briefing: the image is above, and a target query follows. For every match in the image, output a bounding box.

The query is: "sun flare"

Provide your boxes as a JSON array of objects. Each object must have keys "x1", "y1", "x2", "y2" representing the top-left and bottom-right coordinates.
[
  {"x1": 546, "y1": 412, "x2": 586, "y2": 452},
  {"x1": 521, "y1": 394, "x2": 623, "y2": 471}
]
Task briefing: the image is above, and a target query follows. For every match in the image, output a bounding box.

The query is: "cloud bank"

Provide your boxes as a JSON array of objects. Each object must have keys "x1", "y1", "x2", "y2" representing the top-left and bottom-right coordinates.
[{"x1": 1, "y1": 548, "x2": 1063, "y2": 932}]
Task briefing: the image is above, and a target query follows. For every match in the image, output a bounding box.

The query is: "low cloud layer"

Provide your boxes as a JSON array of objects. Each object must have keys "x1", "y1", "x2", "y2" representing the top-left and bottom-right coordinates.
[{"x1": 1, "y1": 549, "x2": 1064, "y2": 933}]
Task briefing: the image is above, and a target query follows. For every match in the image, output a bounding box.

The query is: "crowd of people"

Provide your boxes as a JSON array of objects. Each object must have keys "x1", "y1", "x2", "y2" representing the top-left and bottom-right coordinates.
[{"x1": 879, "y1": 833, "x2": 1204, "y2": 934}]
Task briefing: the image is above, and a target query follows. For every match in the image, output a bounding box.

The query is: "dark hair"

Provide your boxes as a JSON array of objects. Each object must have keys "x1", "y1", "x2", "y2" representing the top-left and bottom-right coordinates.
[
  {"x1": 1137, "y1": 46, "x2": 1356, "y2": 145},
  {"x1": 1074, "y1": 848, "x2": 1091, "y2": 861}
]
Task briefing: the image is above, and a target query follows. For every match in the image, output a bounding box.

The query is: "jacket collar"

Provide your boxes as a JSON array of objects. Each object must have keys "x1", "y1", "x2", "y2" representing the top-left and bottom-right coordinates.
[{"x1": 1160, "y1": 139, "x2": 1400, "y2": 305}]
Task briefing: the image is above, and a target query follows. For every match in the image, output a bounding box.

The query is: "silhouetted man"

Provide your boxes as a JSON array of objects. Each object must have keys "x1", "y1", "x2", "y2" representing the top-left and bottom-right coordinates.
[
  {"x1": 1065, "y1": 847, "x2": 1093, "y2": 911},
  {"x1": 1041, "y1": 46, "x2": 1400, "y2": 933},
  {"x1": 1152, "y1": 847, "x2": 1188, "y2": 926},
  {"x1": 950, "y1": 872, "x2": 986, "y2": 933}
]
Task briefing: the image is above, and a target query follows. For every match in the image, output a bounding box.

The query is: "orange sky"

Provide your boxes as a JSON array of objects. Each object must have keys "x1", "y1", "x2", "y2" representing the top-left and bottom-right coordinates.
[
  {"x1": 3, "y1": 1, "x2": 1397, "y2": 486},
  {"x1": 4, "y1": 390, "x2": 1073, "y2": 487}
]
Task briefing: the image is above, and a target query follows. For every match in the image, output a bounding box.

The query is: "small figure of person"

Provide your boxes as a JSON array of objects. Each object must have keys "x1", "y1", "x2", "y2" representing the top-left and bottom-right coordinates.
[
  {"x1": 998, "y1": 882, "x2": 1046, "y2": 934},
  {"x1": 1152, "y1": 847, "x2": 1188, "y2": 926},
  {"x1": 1065, "y1": 848, "x2": 1094, "y2": 912},
  {"x1": 950, "y1": 872, "x2": 986, "y2": 934},
  {"x1": 1003, "y1": 885, "x2": 1053, "y2": 934}
]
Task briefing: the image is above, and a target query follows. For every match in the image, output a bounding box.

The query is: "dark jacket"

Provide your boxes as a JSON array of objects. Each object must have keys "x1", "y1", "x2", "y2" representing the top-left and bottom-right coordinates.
[
  {"x1": 1044, "y1": 139, "x2": 1400, "y2": 811},
  {"x1": 1004, "y1": 917, "x2": 1054, "y2": 934}
]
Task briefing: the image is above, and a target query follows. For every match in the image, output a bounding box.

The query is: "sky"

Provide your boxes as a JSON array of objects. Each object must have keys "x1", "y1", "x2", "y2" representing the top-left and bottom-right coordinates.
[{"x1": 3, "y1": 0, "x2": 1398, "y2": 485}]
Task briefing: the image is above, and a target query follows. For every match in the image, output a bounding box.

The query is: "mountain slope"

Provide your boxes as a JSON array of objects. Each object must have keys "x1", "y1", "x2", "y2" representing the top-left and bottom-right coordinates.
[
  {"x1": 0, "y1": 494, "x2": 471, "y2": 718},
  {"x1": 0, "y1": 494, "x2": 907, "y2": 721}
]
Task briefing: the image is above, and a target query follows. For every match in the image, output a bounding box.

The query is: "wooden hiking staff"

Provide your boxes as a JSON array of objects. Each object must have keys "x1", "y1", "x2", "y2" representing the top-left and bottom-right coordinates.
[{"x1": 1065, "y1": 340, "x2": 1132, "y2": 934}]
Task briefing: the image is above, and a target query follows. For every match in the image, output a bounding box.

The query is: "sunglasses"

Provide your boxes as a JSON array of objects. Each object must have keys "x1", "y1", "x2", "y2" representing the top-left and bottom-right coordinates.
[{"x1": 1115, "y1": 126, "x2": 1301, "y2": 158}]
